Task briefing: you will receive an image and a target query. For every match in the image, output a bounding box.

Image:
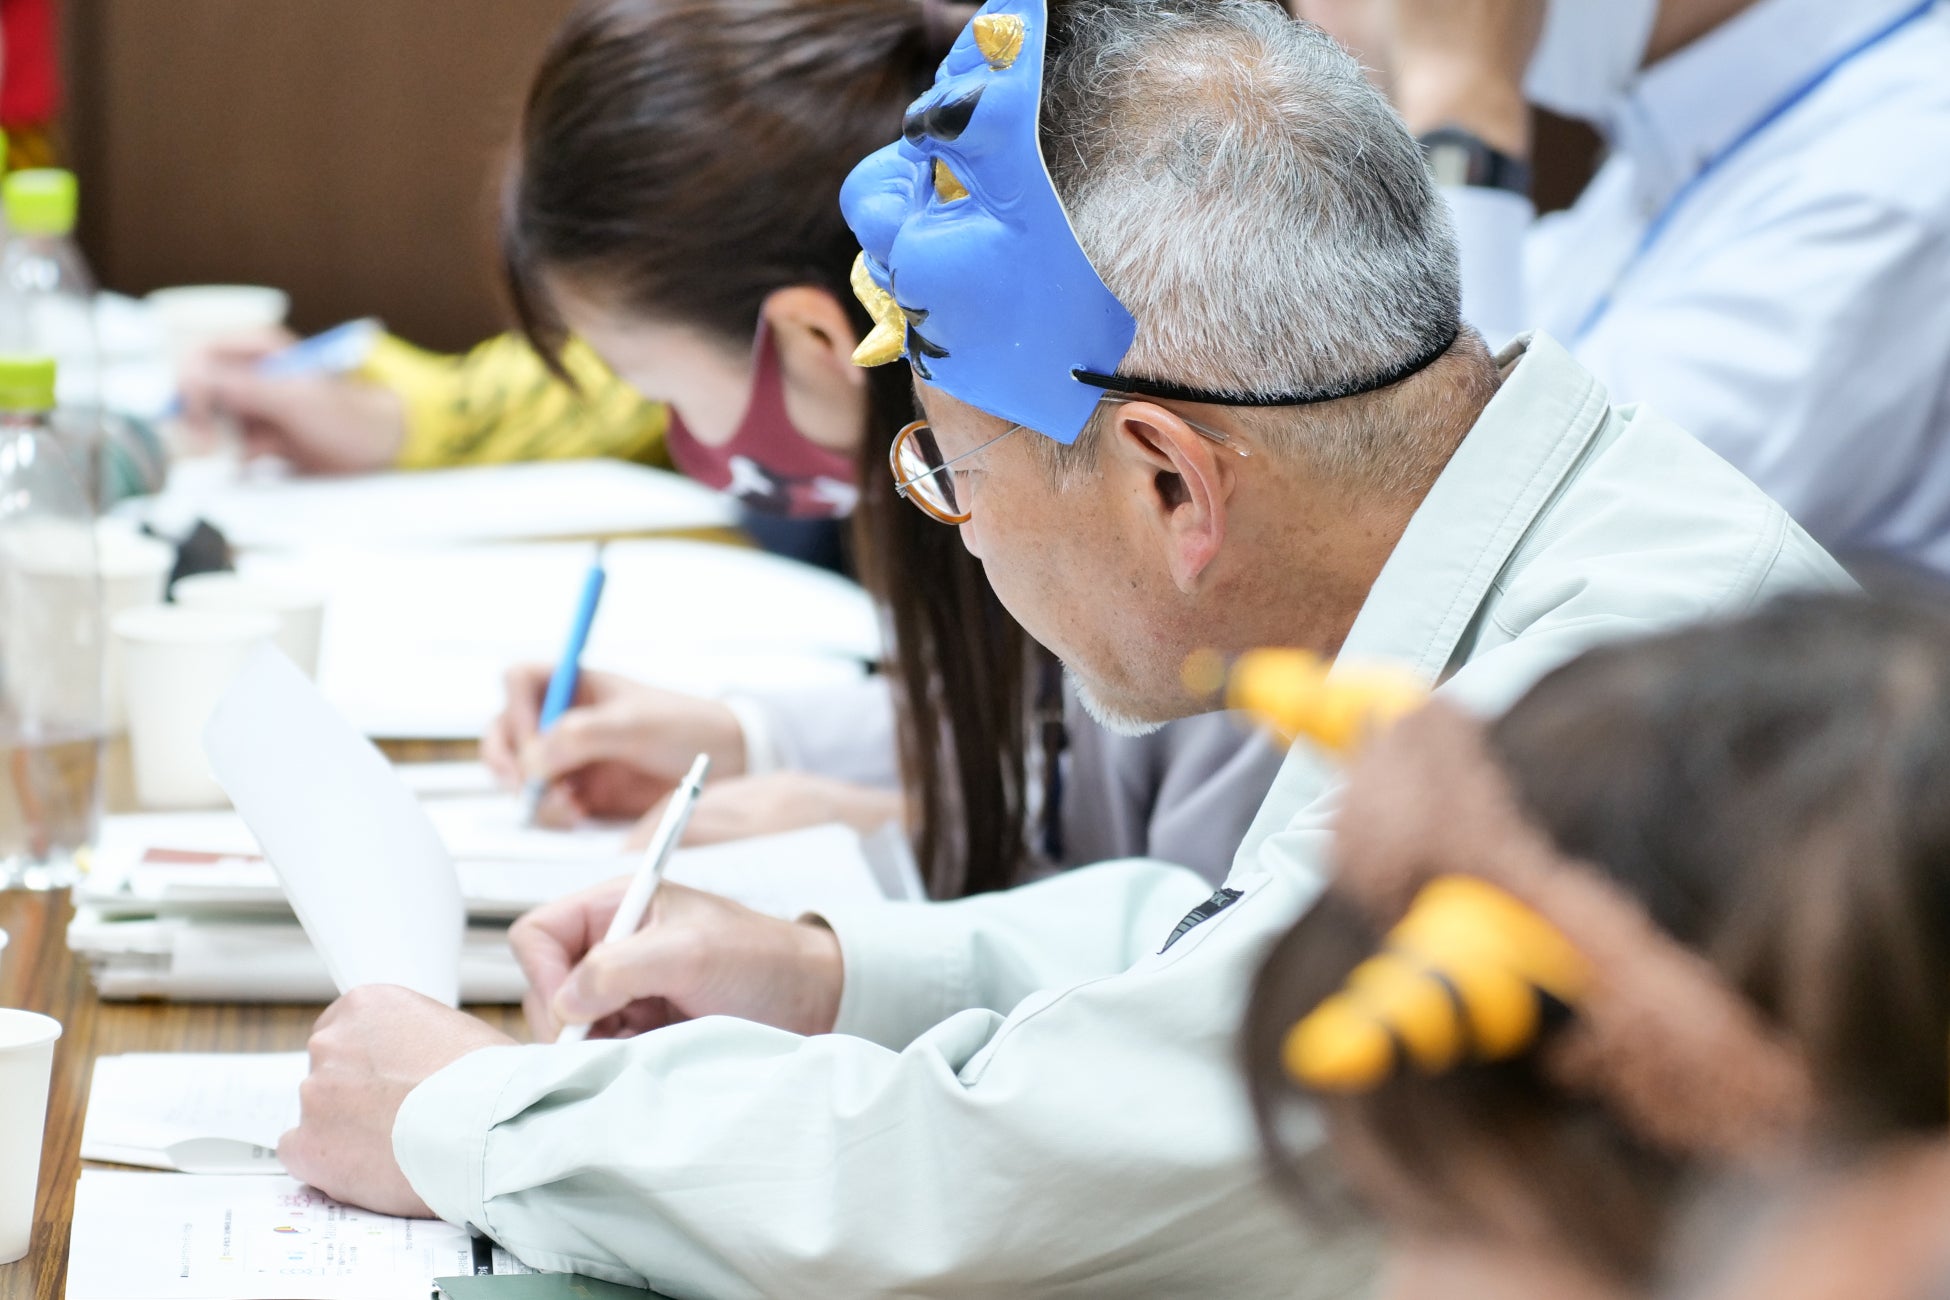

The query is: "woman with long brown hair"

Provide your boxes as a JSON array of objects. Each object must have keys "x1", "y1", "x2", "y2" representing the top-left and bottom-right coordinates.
[{"x1": 476, "y1": 0, "x2": 1284, "y2": 898}]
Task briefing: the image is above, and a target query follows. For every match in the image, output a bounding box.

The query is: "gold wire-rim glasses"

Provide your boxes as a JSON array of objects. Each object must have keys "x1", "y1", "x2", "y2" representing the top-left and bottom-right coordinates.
[{"x1": 889, "y1": 398, "x2": 1250, "y2": 525}]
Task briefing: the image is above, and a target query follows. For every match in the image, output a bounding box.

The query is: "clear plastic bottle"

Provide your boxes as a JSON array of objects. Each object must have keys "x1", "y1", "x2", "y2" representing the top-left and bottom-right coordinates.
[
  {"x1": 0, "y1": 355, "x2": 105, "y2": 889},
  {"x1": 0, "y1": 170, "x2": 104, "y2": 504}
]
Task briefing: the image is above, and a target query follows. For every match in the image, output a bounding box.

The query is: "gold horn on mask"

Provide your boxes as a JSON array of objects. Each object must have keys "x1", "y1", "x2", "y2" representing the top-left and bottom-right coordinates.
[
  {"x1": 973, "y1": 14, "x2": 1025, "y2": 69},
  {"x1": 1223, "y1": 648, "x2": 1425, "y2": 757},
  {"x1": 849, "y1": 251, "x2": 908, "y2": 368},
  {"x1": 1284, "y1": 875, "x2": 1594, "y2": 1093}
]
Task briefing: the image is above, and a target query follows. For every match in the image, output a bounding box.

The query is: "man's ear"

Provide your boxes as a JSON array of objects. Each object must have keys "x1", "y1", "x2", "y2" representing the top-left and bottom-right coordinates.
[
  {"x1": 761, "y1": 286, "x2": 868, "y2": 391},
  {"x1": 1102, "y1": 401, "x2": 1238, "y2": 593}
]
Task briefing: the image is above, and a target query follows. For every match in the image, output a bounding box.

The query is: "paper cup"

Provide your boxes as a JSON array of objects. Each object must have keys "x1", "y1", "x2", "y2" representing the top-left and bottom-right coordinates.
[
  {"x1": 145, "y1": 285, "x2": 291, "y2": 361},
  {"x1": 172, "y1": 572, "x2": 327, "y2": 679},
  {"x1": 95, "y1": 524, "x2": 176, "y2": 730},
  {"x1": 0, "y1": 1009, "x2": 61, "y2": 1265},
  {"x1": 114, "y1": 606, "x2": 278, "y2": 809}
]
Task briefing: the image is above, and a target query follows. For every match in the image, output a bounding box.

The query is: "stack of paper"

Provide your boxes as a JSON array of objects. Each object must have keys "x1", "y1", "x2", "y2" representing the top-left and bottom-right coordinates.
[
  {"x1": 72, "y1": 809, "x2": 911, "y2": 1003},
  {"x1": 68, "y1": 652, "x2": 917, "y2": 1002}
]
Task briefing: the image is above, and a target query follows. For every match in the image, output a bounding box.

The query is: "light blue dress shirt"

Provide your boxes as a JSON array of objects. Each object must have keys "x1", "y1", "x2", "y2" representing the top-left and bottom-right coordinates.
[{"x1": 1450, "y1": 0, "x2": 1950, "y2": 574}]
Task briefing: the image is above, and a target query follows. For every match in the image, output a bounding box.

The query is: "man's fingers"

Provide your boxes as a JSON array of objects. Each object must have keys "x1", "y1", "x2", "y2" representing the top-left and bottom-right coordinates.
[
  {"x1": 550, "y1": 926, "x2": 698, "y2": 1029},
  {"x1": 275, "y1": 1127, "x2": 312, "y2": 1181},
  {"x1": 508, "y1": 877, "x2": 627, "y2": 1008}
]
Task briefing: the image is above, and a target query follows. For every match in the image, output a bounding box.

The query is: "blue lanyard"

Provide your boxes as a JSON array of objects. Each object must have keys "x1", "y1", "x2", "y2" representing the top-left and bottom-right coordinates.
[{"x1": 1571, "y1": 0, "x2": 1939, "y2": 343}]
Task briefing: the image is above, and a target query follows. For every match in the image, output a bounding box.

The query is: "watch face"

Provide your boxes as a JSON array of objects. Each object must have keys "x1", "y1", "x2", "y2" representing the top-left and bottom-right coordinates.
[{"x1": 1427, "y1": 143, "x2": 1473, "y2": 189}]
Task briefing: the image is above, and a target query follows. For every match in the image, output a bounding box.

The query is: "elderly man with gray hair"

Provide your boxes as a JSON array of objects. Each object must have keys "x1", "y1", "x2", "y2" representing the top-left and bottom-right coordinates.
[{"x1": 278, "y1": 1, "x2": 1846, "y2": 1294}]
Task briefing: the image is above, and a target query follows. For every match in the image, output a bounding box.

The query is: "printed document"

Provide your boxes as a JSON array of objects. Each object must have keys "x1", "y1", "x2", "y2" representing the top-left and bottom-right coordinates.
[{"x1": 67, "y1": 1172, "x2": 482, "y2": 1299}]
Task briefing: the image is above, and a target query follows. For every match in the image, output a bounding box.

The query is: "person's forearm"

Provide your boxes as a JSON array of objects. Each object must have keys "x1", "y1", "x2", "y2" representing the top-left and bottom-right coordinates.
[
  {"x1": 1384, "y1": 0, "x2": 1545, "y2": 158},
  {"x1": 361, "y1": 332, "x2": 670, "y2": 471},
  {"x1": 393, "y1": 866, "x2": 1352, "y2": 1297},
  {"x1": 1394, "y1": 69, "x2": 1531, "y2": 157}
]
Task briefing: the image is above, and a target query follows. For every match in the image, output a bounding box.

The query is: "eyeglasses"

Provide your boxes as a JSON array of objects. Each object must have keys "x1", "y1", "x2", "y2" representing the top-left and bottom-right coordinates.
[{"x1": 890, "y1": 397, "x2": 1250, "y2": 525}]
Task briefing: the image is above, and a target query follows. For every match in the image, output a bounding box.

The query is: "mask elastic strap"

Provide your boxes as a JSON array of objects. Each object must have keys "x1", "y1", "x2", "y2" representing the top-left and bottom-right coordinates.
[{"x1": 1072, "y1": 323, "x2": 1460, "y2": 409}]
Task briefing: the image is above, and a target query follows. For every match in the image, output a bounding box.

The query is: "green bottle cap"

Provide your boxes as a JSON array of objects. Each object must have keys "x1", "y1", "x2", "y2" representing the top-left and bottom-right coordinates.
[
  {"x1": 0, "y1": 355, "x2": 58, "y2": 411},
  {"x1": 4, "y1": 169, "x2": 78, "y2": 237}
]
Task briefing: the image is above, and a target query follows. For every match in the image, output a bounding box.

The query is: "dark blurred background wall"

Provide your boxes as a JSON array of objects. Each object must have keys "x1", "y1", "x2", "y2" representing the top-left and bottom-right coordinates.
[
  {"x1": 62, "y1": 0, "x2": 578, "y2": 352},
  {"x1": 54, "y1": 1, "x2": 1599, "y2": 356}
]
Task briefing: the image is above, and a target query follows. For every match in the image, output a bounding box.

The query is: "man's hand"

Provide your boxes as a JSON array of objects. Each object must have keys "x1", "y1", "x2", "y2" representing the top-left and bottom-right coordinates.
[
  {"x1": 627, "y1": 772, "x2": 907, "y2": 849},
  {"x1": 510, "y1": 878, "x2": 844, "y2": 1043},
  {"x1": 480, "y1": 666, "x2": 749, "y2": 826},
  {"x1": 178, "y1": 332, "x2": 408, "y2": 474},
  {"x1": 1384, "y1": 0, "x2": 1544, "y2": 156},
  {"x1": 277, "y1": 987, "x2": 516, "y2": 1217}
]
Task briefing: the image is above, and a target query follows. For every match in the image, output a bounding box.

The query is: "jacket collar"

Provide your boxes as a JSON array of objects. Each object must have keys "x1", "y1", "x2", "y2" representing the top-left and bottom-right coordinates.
[{"x1": 1336, "y1": 332, "x2": 1610, "y2": 683}]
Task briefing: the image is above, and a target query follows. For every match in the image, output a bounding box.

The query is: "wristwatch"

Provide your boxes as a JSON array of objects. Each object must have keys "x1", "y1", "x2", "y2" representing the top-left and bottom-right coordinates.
[{"x1": 1418, "y1": 127, "x2": 1532, "y2": 197}]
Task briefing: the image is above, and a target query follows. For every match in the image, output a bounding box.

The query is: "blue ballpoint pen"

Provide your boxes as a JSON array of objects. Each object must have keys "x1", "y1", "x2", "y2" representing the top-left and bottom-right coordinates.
[
  {"x1": 522, "y1": 544, "x2": 610, "y2": 824},
  {"x1": 253, "y1": 317, "x2": 384, "y2": 379}
]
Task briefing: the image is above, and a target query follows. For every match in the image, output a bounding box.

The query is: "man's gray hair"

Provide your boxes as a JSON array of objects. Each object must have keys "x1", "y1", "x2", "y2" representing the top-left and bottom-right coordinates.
[{"x1": 1040, "y1": 0, "x2": 1467, "y2": 475}]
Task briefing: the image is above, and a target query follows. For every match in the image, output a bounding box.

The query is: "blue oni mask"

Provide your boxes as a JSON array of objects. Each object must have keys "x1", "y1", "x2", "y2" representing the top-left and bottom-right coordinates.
[
  {"x1": 839, "y1": 0, "x2": 1129, "y2": 446},
  {"x1": 840, "y1": 0, "x2": 1460, "y2": 447}
]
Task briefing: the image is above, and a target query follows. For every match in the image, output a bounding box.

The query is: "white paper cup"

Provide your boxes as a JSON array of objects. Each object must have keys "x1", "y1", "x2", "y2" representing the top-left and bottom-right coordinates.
[
  {"x1": 145, "y1": 285, "x2": 291, "y2": 361},
  {"x1": 0, "y1": 1009, "x2": 61, "y2": 1265},
  {"x1": 114, "y1": 606, "x2": 278, "y2": 809},
  {"x1": 171, "y1": 572, "x2": 327, "y2": 679},
  {"x1": 95, "y1": 524, "x2": 176, "y2": 730}
]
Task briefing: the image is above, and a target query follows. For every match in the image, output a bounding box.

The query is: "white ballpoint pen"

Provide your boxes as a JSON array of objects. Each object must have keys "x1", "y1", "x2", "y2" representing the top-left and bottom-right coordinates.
[{"x1": 554, "y1": 753, "x2": 711, "y2": 1044}]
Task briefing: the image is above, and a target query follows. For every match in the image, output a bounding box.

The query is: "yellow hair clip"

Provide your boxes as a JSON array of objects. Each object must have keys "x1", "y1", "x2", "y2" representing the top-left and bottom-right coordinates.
[
  {"x1": 1221, "y1": 648, "x2": 1425, "y2": 757},
  {"x1": 1284, "y1": 876, "x2": 1593, "y2": 1093}
]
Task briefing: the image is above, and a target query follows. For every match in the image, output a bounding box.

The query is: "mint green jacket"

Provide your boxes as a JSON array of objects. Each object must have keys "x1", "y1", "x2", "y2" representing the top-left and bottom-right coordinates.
[{"x1": 394, "y1": 334, "x2": 1849, "y2": 1297}]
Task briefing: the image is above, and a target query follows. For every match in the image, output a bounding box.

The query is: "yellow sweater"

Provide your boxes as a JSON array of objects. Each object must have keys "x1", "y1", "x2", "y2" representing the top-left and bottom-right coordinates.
[{"x1": 360, "y1": 331, "x2": 670, "y2": 470}]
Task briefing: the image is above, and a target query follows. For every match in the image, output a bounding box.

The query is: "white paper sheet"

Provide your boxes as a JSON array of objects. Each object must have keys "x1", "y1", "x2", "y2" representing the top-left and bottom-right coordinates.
[
  {"x1": 82, "y1": 1053, "x2": 307, "y2": 1173},
  {"x1": 67, "y1": 1172, "x2": 481, "y2": 1300},
  {"x1": 237, "y1": 539, "x2": 881, "y2": 738},
  {"x1": 123, "y1": 457, "x2": 738, "y2": 551},
  {"x1": 203, "y1": 647, "x2": 465, "y2": 1005},
  {"x1": 423, "y1": 797, "x2": 631, "y2": 863}
]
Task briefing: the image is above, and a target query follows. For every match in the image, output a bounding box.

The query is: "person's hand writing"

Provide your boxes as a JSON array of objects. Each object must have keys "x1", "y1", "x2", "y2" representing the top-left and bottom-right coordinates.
[
  {"x1": 277, "y1": 986, "x2": 516, "y2": 1217},
  {"x1": 627, "y1": 772, "x2": 907, "y2": 849},
  {"x1": 481, "y1": 666, "x2": 748, "y2": 826},
  {"x1": 178, "y1": 332, "x2": 407, "y2": 474},
  {"x1": 509, "y1": 877, "x2": 843, "y2": 1043},
  {"x1": 1384, "y1": 0, "x2": 1544, "y2": 155}
]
